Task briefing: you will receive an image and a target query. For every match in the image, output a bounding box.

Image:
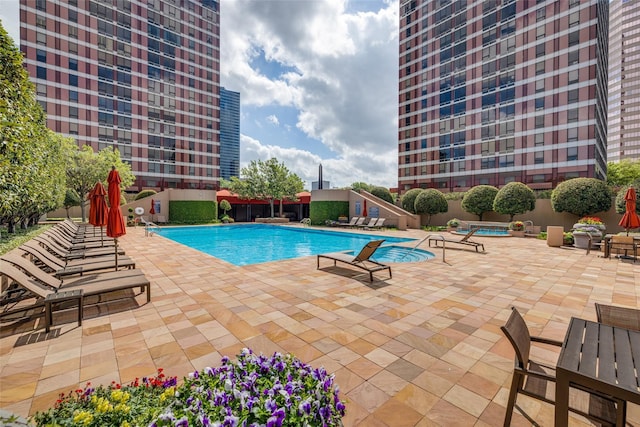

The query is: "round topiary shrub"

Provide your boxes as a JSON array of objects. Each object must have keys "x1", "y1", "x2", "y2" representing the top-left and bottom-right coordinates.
[
  {"x1": 401, "y1": 188, "x2": 423, "y2": 214},
  {"x1": 493, "y1": 182, "x2": 536, "y2": 221},
  {"x1": 414, "y1": 189, "x2": 448, "y2": 225},
  {"x1": 135, "y1": 189, "x2": 157, "y2": 201},
  {"x1": 615, "y1": 184, "x2": 640, "y2": 214},
  {"x1": 461, "y1": 185, "x2": 498, "y2": 221},
  {"x1": 550, "y1": 178, "x2": 612, "y2": 218},
  {"x1": 370, "y1": 186, "x2": 394, "y2": 204}
]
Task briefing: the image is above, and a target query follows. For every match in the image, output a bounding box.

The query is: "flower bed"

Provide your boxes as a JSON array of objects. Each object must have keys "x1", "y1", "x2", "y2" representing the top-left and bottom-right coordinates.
[{"x1": 31, "y1": 349, "x2": 345, "y2": 427}]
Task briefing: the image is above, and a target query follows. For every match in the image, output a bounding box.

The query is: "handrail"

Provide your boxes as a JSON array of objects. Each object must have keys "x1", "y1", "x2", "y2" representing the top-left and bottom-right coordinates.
[
  {"x1": 140, "y1": 218, "x2": 161, "y2": 237},
  {"x1": 400, "y1": 234, "x2": 446, "y2": 263}
]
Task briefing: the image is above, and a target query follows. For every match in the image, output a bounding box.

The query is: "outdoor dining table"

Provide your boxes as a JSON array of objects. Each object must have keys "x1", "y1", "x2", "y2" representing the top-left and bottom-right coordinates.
[{"x1": 555, "y1": 317, "x2": 640, "y2": 426}]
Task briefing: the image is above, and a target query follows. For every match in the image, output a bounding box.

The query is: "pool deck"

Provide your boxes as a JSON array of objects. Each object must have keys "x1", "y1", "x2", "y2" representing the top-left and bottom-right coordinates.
[{"x1": 1, "y1": 225, "x2": 639, "y2": 426}]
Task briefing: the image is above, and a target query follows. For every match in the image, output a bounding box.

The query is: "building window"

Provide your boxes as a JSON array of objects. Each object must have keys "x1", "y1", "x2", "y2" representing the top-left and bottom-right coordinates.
[
  {"x1": 36, "y1": 15, "x2": 46, "y2": 28},
  {"x1": 567, "y1": 147, "x2": 578, "y2": 161},
  {"x1": 568, "y1": 30, "x2": 580, "y2": 47},
  {"x1": 536, "y1": 7, "x2": 545, "y2": 21},
  {"x1": 36, "y1": 31, "x2": 46, "y2": 45},
  {"x1": 534, "y1": 151, "x2": 544, "y2": 164},
  {"x1": 36, "y1": 66, "x2": 47, "y2": 79},
  {"x1": 36, "y1": 83, "x2": 47, "y2": 96},
  {"x1": 535, "y1": 97, "x2": 544, "y2": 110},
  {"x1": 567, "y1": 127, "x2": 578, "y2": 142},
  {"x1": 535, "y1": 134, "x2": 544, "y2": 146},
  {"x1": 69, "y1": 90, "x2": 78, "y2": 102},
  {"x1": 568, "y1": 89, "x2": 579, "y2": 103},
  {"x1": 535, "y1": 79, "x2": 545, "y2": 93},
  {"x1": 535, "y1": 115, "x2": 544, "y2": 129},
  {"x1": 568, "y1": 70, "x2": 579, "y2": 84},
  {"x1": 568, "y1": 108, "x2": 579, "y2": 123},
  {"x1": 536, "y1": 25, "x2": 545, "y2": 40},
  {"x1": 69, "y1": 123, "x2": 78, "y2": 135},
  {"x1": 536, "y1": 61, "x2": 545, "y2": 75},
  {"x1": 568, "y1": 50, "x2": 579, "y2": 65},
  {"x1": 536, "y1": 43, "x2": 545, "y2": 58},
  {"x1": 569, "y1": 11, "x2": 580, "y2": 27},
  {"x1": 69, "y1": 106, "x2": 78, "y2": 118}
]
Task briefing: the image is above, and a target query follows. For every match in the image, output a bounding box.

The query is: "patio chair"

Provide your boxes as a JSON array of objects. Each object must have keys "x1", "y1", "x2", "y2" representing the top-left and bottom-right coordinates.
[
  {"x1": 19, "y1": 243, "x2": 135, "y2": 277},
  {"x1": 317, "y1": 240, "x2": 391, "y2": 282},
  {"x1": 336, "y1": 217, "x2": 360, "y2": 227},
  {"x1": 34, "y1": 235, "x2": 124, "y2": 261},
  {"x1": 427, "y1": 228, "x2": 485, "y2": 252},
  {"x1": 607, "y1": 235, "x2": 637, "y2": 262},
  {"x1": 358, "y1": 218, "x2": 378, "y2": 228},
  {"x1": 595, "y1": 302, "x2": 640, "y2": 331},
  {"x1": 501, "y1": 307, "x2": 623, "y2": 427}
]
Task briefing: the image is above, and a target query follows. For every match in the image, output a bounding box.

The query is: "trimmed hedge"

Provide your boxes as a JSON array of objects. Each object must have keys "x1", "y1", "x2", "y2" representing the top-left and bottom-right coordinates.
[
  {"x1": 135, "y1": 189, "x2": 157, "y2": 200},
  {"x1": 169, "y1": 200, "x2": 217, "y2": 224},
  {"x1": 309, "y1": 201, "x2": 349, "y2": 225}
]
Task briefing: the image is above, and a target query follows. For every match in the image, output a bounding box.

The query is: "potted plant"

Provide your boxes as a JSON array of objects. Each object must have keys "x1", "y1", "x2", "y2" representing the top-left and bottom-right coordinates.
[
  {"x1": 563, "y1": 231, "x2": 574, "y2": 246},
  {"x1": 446, "y1": 218, "x2": 460, "y2": 232},
  {"x1": 574, "y1": 216, "x2": 605, "y2": 231},
  {"x1": 508, "y1": 221, "x2": 525, "y2": 237},
  {"x1": 572, "y1": 225, "x2": 603, "y2": 249}
]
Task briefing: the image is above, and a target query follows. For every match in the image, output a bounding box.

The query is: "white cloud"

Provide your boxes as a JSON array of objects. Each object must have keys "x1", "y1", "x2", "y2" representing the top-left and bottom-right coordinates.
[
  {"x1": 0, "y1": 2, "x2": 20, "y2": 45},
  {"x1": 266, "y1": 114, "x2": 280, "y2": 126},
  {"x1": 221, "y1": 0, "x2": 399, "y2": 189}
]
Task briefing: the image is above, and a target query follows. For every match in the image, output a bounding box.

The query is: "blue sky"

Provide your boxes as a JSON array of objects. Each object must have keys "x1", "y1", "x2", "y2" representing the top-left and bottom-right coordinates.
[{"x1": 1, "y1": 0, "x2": 399, "y2": 189}]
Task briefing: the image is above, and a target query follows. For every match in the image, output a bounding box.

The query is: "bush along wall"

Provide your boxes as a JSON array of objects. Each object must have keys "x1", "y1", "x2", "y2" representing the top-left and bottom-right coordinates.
[
  {"x1": 168, "y1": 200, "x2": 217, "y2": 224},
  {"x1": 309, "y1": 201, "x2": 349, "y2": 225}
]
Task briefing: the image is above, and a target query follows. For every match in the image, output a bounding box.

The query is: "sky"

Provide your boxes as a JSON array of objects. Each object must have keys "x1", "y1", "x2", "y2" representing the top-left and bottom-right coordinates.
[{"x1": 0, "y1": 0, "x2": 400, "y2": 190}]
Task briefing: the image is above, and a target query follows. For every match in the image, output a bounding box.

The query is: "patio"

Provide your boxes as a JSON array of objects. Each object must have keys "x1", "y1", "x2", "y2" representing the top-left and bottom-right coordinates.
[{"x1": 1, "y1": 225, "x2": 639, "y2": 426}]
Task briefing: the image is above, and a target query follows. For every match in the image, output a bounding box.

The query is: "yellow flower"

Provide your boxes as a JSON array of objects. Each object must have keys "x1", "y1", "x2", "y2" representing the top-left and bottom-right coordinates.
[
  {"x1": 121, "y1": 422, "x2": 131, "y2": 427},
  {"x1": 114, "y1": 402, "x2": 131, "y2": 414},
  {"x1": 93, "y1": 396, "x2": 113, "y2": 413},
  {"x1": 159, "y1": 386, "x2": 176, "y2": 402},
  {"x1": 72, "y1": 410, "x2": 94, "y2": 425},
  {"x1": 111, "y1": 389, "x2": 131, "y2": 403}
]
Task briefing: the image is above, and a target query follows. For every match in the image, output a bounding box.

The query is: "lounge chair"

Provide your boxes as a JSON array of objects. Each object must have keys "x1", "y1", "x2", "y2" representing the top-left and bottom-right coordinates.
[
  {"x1": 595, "y1": 302, "x2": 640, "y2": 331},
  {"x1": 317, "y1": 240, "x2": 391, "y2": 282},
  {"x1": 44, "y1": 228, "x2": 115, "y2": 249},
  {"x1": 34, "y1": 235, "x2": 124, "y2": 260},
  {"x1": 19, "y1": 242, "x2": 135, "y2": 277},
  {"x1": 427, "y1": 228, "x2": 485, "y2": 252},
  {"x1": 336, "y1": 217, "x2": 359, "y2": 227},
  {"x1": 0, "y1": 258, "x2": 150, "y2": 331},
  {"x1": 358, "y1": 218, "x2": 378, "y2": 229},
  {"x1": 501, "y1": 307, "x2": 623, "y2": 426},
  {"x1": 364, "y1": 217, "x2": 386, "y2": 230}
]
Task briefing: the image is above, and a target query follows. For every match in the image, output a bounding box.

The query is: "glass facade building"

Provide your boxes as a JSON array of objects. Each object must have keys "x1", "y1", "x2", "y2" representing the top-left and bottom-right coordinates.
[
  {"x1": 398, "y1": 0, "x2": 609, "y2": 194},
  {"x1": 20, "y1": 0, "x2": 221, "y2": 191},
  {"x1": 219, "y1": 87, "x2": 240, "y2": 180},
  {"x1": 608, "y1": 0, "x2": 640, "y2": 162}
]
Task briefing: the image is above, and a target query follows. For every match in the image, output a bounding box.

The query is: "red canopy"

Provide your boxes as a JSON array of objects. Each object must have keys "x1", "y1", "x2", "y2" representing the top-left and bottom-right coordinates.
[
  {"x1": 106, "y1": 167, "x2": 126, "y2": 239},
  {"x1": 618, "y1": 187, "x2": 640, "y2": 235},
  {"x1": 89, "y1": 182, "x2": 108, "y2": 228}
]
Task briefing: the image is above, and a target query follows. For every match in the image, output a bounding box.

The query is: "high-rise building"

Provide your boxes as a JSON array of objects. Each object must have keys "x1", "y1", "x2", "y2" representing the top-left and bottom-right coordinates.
[
  {"x1": 219, "y1": 87, "x2": 240, "y2": 180},
  {"x1": 608, "y1": 0, "x2": 640, "y2": 163},
  {"x1": 19, "y1": 0, "x2": 220, "y2": 191},
  {"x1": 398, "y1": 0, "x2": 609, "y2": 194}
]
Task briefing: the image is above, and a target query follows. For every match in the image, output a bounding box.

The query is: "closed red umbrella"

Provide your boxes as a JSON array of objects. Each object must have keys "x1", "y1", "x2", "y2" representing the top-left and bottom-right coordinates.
[
  {"x1": 362, "y1": 199, "x2": 367, "y2": 217},
  {"x1": 150, "y1": 198, "x2": 156, "y2": 221},
  {"x1": 618, "y1": 187, "x2": 640, "y2": 235},
  {"x1": 107, "y1": 166, "x2": 126, "y2": 268},
  {"x1": 89, "y1": 182, "x2": 108, "y2": 245}
]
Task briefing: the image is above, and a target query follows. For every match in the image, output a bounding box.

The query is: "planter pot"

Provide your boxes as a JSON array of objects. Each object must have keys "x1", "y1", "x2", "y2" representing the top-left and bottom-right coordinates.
[
  {"x1": 574, "y1": 223, "x2": 606, "y2": 232},
  {"x1": 573, "y1": 232, "x2": 602, "y2": 249},
  {"x1": 509, "y1": 230, "x2": 525, "y2": 237}
]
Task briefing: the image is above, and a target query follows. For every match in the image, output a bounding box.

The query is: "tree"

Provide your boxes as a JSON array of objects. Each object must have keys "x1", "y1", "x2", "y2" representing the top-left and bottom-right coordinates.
[
  {"x1": 615, "y1": 182, "x2": 640, "y2": 214},
  {"x1": 493, "y1": 182, "x2": 536, "y2": 221},
  {"x1": 219, "y1": 199, "x2": 232, "y2": 217},
  {"x1": 350, "y1": 182, "x2": 371, "y2": 193},
  {"x1": 370, "y1": 186, "x2": 393, "y2": 204},
  {"x1": 63, "y1": 189, "x2": 82, "y2": 218},
  {"x1": 223, "y1": 158, "x2": 304, "y2": 218},
  {"x1": 414, "y1": 189, "x2": 448, "y2": 225},
  {"x1": 400, "y1": 188, "x2": 422, "y2": 214},
  {"x1": 607, "y1": 159, "x2": 640, "y2": 187},
  {"x1": 550, "y1": 178, "x2": 612, "y2": 218},
  {"x1": 0, "y1": 23, "x2": 69, "y2": 231},
  {"x1": 461, "y1": 185, "x2": 498, "y2": 221},
  {"x1": 66, "y1": 145, "x2": 135, "y2": 222}
]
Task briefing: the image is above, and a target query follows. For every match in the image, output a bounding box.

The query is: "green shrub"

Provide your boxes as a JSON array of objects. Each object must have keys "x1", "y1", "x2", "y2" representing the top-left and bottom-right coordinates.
[
  {"x1": 443, "y1": 192, "x2": 465, "y2": 201},
  {"x1": 168, "y1": 201, "x2": 217, "y2": 224},
  {"x1": 370, "y1": 186, "x2": 394, "y2": 204},
  {"x1": 219, "y1": 199, "x2": 232, "y2": 215},
  {"x1": 400, "y1": 188, "x2": 422, "y2": 214},
  {"x1": 615, "y1": 184, "x2": 640, "y2": 214},
  {"x1": 309, "y1": 201, "x2": 349, "y2": 225},
  {"x1": 535, "y1": 189, "x2": 553, "y2": 199},
  {"x1": 414, "y1": 189, "x2": 448, "y2": 225},
  {"x1": 493, "y1": 182, "x2": 536, "y2": 221},
  {"x1": 134, "y1": 189, "x2": 157, "y2": 201},
  {"x1": 461, "y1": 185, "x2": 498, "y2": 221},
  {"x1": 550, "y1": 178, "x2": 612, "y2": 217}
]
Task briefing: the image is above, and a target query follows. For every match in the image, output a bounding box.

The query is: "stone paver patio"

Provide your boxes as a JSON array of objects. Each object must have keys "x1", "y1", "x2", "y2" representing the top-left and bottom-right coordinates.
[{"x1": 1, "y1": 224, "x2": 638, "y2": 426}]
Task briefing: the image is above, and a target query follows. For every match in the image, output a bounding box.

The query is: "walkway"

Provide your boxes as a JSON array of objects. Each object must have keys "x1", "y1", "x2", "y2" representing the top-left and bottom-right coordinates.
[{"x1": 1, "y1": 225, "x2": 638, "y2": 426}]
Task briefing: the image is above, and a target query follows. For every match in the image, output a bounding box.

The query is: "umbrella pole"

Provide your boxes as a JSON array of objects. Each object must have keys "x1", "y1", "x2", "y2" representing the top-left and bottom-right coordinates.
[
  {"x1": 114, "y1": 238, "x2": 118, "y2": 270},
  {"x1": 101, "y1": 226, "x2": 104, "y2": 247}
]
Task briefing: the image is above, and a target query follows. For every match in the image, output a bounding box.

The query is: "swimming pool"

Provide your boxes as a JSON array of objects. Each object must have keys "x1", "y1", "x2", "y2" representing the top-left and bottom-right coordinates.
[
  {"x1": 159, "y1": 224, "x2": 431, "y2": 266},
  {"x1": 452, "y1": 228, "x2": 511, "y2": 237}
]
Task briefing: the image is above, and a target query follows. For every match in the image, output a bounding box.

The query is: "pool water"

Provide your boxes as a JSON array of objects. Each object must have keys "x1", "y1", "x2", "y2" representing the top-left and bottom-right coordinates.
[
  {"x1": 453, "y1": 228, "x2": 510, "y2": 237},
  {"x1": 159, "y1": 224, "x2": 430, "y2": 266}
]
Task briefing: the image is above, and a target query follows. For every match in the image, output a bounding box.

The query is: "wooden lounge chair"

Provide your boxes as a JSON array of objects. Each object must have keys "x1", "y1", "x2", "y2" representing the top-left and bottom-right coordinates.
[
  {"x1": 358, "y1": 218, "x2": 378, "y2": 228},
  {"x1": 317, "y1": 240, "x2": 391, "y2": 282},
  {"x1": 44, "y1": 228, "x2": 115, "y2": 249},
  {"x1": 427, "y1": 228, "x2": 485, "y2": 252},
  {"x1": 336, "y1": 217, "x2": 360, "y2": 227},
  {"x1": 501, "y1": 307, "x2": 623, "y2": 427},
  {"x1": 34, "y1": 235, "x2": 124, "y2": 260},
  {"x1": 19, "y1": 243, "x2": 135, "y2": 277},
  {"x1": 595, "y1": 302, "x2": 640, "y2": 331},
  {"x1": 351, "y1": 217, "x2": 367, "y2": 228}
]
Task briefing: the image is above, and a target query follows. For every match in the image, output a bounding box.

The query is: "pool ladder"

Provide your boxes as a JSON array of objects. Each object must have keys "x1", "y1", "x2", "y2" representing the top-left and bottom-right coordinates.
[
  {"x1": 399, "y1": 234, "x2": 446, "y2": 263},
  {"x1": 142, "y1": 219, "x2": 161, "y2": 237}
]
